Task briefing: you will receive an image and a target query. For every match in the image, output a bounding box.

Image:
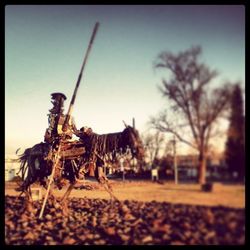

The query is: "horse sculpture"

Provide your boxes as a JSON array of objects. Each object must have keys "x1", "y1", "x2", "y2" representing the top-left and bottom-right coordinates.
[
  {"x1": 16, "y1": 124, "x2": 144, "y2": 215},
  {"x1": 15, "y1": 23, "x2": 145, "y2": 216}
]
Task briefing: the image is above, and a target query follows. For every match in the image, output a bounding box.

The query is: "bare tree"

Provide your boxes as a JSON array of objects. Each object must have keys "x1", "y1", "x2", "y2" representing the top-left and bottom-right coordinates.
[
  {"x1": 151, "y1": 46, "x2": 232, "y2": 185},
  {"x1": 142, "y1": 131, "x2": 165, "y2": 168}
]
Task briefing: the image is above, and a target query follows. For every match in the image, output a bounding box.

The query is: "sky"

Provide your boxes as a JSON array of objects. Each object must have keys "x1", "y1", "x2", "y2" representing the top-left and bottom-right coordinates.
[{"x1": 5, "y1": 5, "x2": 245, "y2": 155}]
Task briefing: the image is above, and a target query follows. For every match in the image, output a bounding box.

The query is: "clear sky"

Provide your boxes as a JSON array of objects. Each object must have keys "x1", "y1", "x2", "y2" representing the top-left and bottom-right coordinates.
[{"x1": 5, "y1": 5, "x2": 245, "y2": 154}]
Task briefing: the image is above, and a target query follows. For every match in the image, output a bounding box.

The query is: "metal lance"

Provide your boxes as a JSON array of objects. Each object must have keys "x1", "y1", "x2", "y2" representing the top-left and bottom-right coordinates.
[
  {"x1": 62, "y1": 22, "x2": 100, "y2": 132},
  {"x1": 39, "y1": 144, "x2": 62, "y2": 219},
  {"x1": 39, "y1": 23, "x2": 100, "y2": 218}
]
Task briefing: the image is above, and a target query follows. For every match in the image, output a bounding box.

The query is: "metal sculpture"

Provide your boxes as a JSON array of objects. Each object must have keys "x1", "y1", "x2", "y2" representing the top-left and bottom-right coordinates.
[
  {"x1": 16, "y1": 22, "x2": 144, "y2": 217},
  {"x1": 17, "y1": 124, "x2": 144, "y2": 216}
]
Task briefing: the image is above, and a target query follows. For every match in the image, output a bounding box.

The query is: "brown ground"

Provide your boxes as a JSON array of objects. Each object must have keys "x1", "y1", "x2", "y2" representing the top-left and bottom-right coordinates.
[
  {"x1": 5, "y1": 180, "x2": 245, "y2": 208},
  {"x1": 5, "y1": 180, "x2": 245, "y2": 245}
]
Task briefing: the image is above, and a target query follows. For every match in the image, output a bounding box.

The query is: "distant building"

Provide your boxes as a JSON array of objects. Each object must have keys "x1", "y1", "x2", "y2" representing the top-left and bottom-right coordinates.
[
  {"x1": 175, "y1": 153, "x2": 226, "y2": 180},
  {"x1": 177, "y1": 154, "x2": 199, "y2": 168},
  {"x1": 5, "y1": 155, "x2": 20, "y2": 181}
]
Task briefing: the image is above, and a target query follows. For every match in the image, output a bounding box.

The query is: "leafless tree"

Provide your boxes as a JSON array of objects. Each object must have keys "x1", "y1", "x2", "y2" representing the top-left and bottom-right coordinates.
[
  {"x1": 142, "y1": 131, "x2": 165, "y2": 168},
  {"x1": 150, "y1": 46, "x2": 232, "y2": 184}
]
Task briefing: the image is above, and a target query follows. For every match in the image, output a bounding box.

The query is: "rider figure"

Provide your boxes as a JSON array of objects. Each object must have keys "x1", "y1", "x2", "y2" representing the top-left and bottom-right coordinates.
[{"x1": 44, "y1": 92, "x2": 78, "y2": 144}]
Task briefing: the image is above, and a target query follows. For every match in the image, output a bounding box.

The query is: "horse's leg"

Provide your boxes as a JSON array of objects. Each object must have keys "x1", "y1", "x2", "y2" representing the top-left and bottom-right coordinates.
[
  {"x1": 20, "y1": 158, "x2": 35, "y2": 214},
  {"x1": 48, "y1": 189, "x2": 57, "y2": 205},
  {"x1": 16, "y1": 158, "x2": 36, "y2": 214},
  {"x1": 21, "y1": 187, "x2": 36, "y2": 215},
  {"x1": 41, "y1": 159, "x2": 64, "y2": 208},
  {"x1": 96, "y1": 167, "x2": 119, "y2": 203},
  {"x1": 60, "y1": 182, "x2": 76, "y2": 216}
]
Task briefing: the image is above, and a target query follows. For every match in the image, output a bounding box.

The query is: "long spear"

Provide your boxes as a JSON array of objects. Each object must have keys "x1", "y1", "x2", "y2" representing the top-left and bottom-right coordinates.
[
  {"x1": 39, "y1": 22, "x2": 100, "y2": 218},
  {"x1": 62, "y1": 22, "x2": 100, "y2": 132},
  {"x1": 39, "y1": 144, "x2": 61, "y2": 218}
]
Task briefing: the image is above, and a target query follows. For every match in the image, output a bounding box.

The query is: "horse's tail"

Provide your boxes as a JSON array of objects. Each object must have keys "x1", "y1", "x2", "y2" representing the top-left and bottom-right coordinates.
[
  {"x1": 16, "y1": 143, "x2": 52, "y2": 195},
  {"x1": 15, "y1": 148, "x2": 32, "y2": 194}
]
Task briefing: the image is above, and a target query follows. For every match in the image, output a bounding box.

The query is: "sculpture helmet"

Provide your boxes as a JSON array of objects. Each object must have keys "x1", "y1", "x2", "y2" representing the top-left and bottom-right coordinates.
[{"x1": 51, "y1": 92, "x2": 67, "y2": 101}]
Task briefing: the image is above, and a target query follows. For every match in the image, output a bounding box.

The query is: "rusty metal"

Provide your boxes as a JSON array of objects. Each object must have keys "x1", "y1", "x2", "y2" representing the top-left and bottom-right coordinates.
[
  {"x1": 63, "y1": 22, "x2": 100, "y2": 132},
  {"x1": 39, "y1": 144, "x2": 62, "y2": 218},
  {"x1": 16, "y1": 22, "x2": 146, "y2": 217}
]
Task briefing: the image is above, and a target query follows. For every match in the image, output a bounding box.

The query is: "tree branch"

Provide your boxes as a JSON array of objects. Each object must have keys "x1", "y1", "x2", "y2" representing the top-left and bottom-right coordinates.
[{"x1": 150, "y1": 114, "x2": 197, "y2": 150}]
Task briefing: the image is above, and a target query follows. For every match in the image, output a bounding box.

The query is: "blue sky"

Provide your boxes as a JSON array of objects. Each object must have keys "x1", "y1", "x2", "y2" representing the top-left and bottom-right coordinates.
[{"x1": 5, "y1": 5, "x2": 245, "y2": 154}]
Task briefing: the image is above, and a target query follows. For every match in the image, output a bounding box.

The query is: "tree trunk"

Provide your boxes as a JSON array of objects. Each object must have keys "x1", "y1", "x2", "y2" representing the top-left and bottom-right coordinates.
[{"x1": 198, "y1": 150, "x2": 207, "y2": 185}]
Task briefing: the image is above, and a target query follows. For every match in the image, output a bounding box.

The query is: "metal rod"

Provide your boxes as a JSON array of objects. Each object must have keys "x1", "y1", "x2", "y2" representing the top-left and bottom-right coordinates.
[
  {"x1": 63, "y1": 22, "x2": 100, "y2": 131},
  {"x1": 39, "y1": 144, "x2": 61, "y2": 218}
]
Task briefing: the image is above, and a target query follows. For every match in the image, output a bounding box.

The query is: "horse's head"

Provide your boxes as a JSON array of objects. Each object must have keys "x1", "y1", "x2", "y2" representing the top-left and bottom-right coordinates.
[{"x1": 122, "y1": 125, "x2": 144, "y2": 161}]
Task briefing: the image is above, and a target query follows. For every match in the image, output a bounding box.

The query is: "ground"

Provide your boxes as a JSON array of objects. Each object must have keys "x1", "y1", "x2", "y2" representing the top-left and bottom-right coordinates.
[
  {"x1": 5, "y1": 179, "x2": 245, "y2": 208},
  {"x1": 5, "y1": 180, "x2": 245, "y2": 245}
]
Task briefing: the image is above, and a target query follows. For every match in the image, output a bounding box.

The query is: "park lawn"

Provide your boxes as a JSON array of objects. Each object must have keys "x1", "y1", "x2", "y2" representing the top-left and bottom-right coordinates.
[{"x1": 5, "y1": 180, "x2": 245, "y2": 209}]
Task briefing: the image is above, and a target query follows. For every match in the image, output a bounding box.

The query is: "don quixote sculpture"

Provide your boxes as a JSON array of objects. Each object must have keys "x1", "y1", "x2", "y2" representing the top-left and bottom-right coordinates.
[{"x1": 16, "y1": 22, "x2": 144, "y2": 218}]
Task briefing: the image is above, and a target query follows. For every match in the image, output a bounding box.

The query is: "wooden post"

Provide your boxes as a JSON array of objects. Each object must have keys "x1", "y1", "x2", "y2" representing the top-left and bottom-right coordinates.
[{"x1": 173, "y1": 136, "x2": 178, "y2": 185}]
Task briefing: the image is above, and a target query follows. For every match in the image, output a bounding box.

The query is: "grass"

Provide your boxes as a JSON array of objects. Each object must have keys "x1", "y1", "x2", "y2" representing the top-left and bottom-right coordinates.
[{"x1": 5, "y1": 180, "x2": 245, "y2": 209}]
